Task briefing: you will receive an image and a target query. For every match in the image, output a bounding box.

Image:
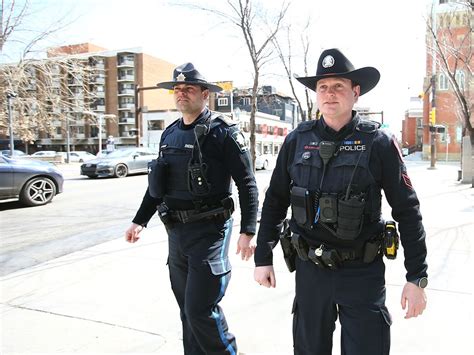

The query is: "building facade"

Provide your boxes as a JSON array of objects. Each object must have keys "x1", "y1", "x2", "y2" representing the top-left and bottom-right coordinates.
[
  {"x1": 421, "y1": 0, "x2": 473, "y2": 161},
  {"x1": 1, "y1": 43, "x2": 176, "y2": 153}
]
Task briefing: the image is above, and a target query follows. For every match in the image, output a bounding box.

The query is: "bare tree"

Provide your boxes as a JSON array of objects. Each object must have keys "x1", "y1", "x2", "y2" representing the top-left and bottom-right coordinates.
[
  {"x1": 0, "y1": 0, "x2": 98, "y2": 149},
  {"x1": 177, "y1": 0, "x2": 290, "y2": 170},
  {"x1": 427, "y1": 2, "x2": 472, "y2": 137},
  {"x1": 272, "y1": 19, "x2": 315, "y2": 122},
  {"x1": 426, "y1": 1, "x2": 472, "y2": 178},
  {"x1": 1, "y1": 57, "x2": 100, "y2": 144}
]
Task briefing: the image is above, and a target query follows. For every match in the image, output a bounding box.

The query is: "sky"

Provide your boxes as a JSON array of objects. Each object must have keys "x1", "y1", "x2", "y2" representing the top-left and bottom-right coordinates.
[{"x1": 4, "y1": 0, "x2": 432, "y2": 136}]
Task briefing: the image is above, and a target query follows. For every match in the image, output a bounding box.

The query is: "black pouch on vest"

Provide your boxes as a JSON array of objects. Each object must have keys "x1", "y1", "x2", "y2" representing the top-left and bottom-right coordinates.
[
  {"x1": 336, "y1": 196, "x2": 366, "y2": 240},
  {"x1": 290, "y1": 186, "x2": 314, "y2": 227},
  {"x1": 148, "y1": 158, "x2": 168, "y2": 199}
]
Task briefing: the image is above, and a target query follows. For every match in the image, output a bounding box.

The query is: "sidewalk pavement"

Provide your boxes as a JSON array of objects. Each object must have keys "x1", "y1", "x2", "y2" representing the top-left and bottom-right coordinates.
[{"x1": 1, "y1": 162, "x2": 472, "y2": 354}]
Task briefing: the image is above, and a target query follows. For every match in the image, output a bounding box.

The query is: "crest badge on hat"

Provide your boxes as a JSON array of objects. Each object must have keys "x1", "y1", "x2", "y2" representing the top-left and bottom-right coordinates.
[
  {"x1": 157, "y1": 62, "x2": 223, "y2": 92},
  {"x1": 322, "y1": 55, "x2": 335, "y2": 68},
  {"x1": 295, "y1": 48, "x2": 380, "y2": 96}
]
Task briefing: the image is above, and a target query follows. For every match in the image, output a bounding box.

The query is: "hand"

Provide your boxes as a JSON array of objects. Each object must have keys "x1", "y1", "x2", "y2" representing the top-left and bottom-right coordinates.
[
  {"x1": 254, "y1": 265, "x2": 276, "y2": 288},
  {"x1": 401, "y1": 282, "x2": 427, "y2": 319},
  {"x1": 125, "y1": 223, "x2": 143, "y2": 243},
  {"x1": 236, "y1": 233, "x2": 255, "y2": 261}
]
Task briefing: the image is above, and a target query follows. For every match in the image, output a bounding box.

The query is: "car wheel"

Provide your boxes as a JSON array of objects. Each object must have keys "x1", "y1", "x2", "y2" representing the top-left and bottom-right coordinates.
[
  {"x1": 114, "y1": 164, "x2": 128, "y2": 178},
  {"x1": 262, "y1": 160, "x2": 269, "y2": 170},
  {"x1": 19, "y1": 176, "x2": 57, "y2": 206}
]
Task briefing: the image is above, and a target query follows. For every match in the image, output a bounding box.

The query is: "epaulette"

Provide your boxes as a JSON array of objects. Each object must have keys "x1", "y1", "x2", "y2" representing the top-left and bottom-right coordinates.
[
  {"x1": 210, "y1": 111, "x2": 238, "y2": 129},
  {"x1": 296, "y1": 119, "x2": 317, "y2": 132},
  {"x1": 356, "y1": 119, "x2": 380, "y2": 134}
]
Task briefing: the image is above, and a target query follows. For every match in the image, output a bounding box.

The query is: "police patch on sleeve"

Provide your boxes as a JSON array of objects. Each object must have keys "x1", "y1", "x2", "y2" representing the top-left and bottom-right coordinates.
[{"x1": 230, "y1": 130, "x2": 248, "y2": 153}]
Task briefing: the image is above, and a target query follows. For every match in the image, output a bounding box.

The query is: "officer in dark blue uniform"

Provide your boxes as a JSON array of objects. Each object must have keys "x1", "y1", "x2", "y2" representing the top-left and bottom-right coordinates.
[
  {"x1": 254, "y1": 49, "x2": 428, "y2": 355},
  {"x1": 126, "y1": 63, "x2": 258, "y2": 355}
]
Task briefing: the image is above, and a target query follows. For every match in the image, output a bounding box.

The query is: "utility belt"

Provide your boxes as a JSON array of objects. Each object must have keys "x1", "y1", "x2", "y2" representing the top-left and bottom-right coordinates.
[
  {"x1": 292, "y1": 233, "x2": 379, "y2": 270},
  {"x1": 157, "y1": 197, "x2": 234, "y2": 225},
  {"x1": 279, "y1": 219, "x2": 399, "y2": 272}
]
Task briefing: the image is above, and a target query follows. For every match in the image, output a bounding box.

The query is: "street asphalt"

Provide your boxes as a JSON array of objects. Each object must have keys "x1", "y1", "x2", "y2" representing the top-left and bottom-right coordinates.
[{"x1": 1, "y1": 157, "x2": 472, "y2": 354}]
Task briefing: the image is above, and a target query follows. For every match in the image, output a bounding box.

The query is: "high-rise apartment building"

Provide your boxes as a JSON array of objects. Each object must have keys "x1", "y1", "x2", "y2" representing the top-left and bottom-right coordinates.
[{"x1": 1, "y1": 43, "x2": 177, "y2": 153}]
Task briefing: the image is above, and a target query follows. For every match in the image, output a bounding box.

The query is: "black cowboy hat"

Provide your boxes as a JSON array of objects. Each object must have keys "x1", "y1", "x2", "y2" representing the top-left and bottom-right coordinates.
[
  {"x1": 156, "y1": 62, "x2": 223, "y2": 92},
  {"x1": 295, "y1": 48, "x2": 380, "y2": 96}
]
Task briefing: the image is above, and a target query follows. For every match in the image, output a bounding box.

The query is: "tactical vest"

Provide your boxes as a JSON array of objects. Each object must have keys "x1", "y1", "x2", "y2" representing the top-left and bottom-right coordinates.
[
  {"x1": 159, "y1": 112, "x2": 235, "y2": 202},
  {"x1": 289, "y1": 118, "x2": 382, "y2": 243}
]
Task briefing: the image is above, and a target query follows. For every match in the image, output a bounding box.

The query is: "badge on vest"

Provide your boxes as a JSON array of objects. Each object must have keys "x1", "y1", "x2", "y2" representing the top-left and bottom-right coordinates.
[{"x1": 339, "y1": 140, "x2": 366, "y2": 152}]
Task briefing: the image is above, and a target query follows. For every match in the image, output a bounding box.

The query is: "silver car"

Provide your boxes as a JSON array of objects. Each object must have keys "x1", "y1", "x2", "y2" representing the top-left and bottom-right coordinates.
[
  {"x1": 0, "y1": 156, "x2": 64, "y2": 206},
  {"x1": 80, "y1": 147, "x2": 158, "y2": 178}
]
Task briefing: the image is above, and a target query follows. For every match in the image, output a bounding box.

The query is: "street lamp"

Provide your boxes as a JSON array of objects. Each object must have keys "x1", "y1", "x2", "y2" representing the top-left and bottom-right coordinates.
[
  {"x1": 82, "y1": 111, "x2": 116, "y2": 155},
  {"x1": 6, "y1": 90, "x2": 17, "y2": 157}
]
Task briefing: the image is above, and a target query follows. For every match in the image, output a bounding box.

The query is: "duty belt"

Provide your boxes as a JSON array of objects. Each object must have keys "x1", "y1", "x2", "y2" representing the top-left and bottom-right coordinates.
[
  {"x1": 169, "y1": 206, "x2": 233, "y2": 224},
  {"x1": 291, "y1": 233, "x2": 380, "y2": 270}
]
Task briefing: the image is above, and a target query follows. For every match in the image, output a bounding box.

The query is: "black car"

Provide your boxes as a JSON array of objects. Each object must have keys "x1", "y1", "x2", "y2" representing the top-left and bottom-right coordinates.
[
  {"x1": 80, "y1": 147, "x2": 158, "y2": 178},
  {"x1": 0, "y1": 156, "x2": 64, "y2": 206}
]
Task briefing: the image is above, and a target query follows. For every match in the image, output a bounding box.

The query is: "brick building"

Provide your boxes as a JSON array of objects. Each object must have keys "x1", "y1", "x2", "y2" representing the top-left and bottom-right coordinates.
[
  {"x1": 1, "y1": 43, "x2": 177, "y2": 153},
  {"x1": 418, "y1": 1, "x2": 472, "y2": 161}
]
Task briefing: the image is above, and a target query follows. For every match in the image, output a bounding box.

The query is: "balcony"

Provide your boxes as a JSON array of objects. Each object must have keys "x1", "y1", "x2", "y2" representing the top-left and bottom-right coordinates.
[
  {"x1": 118, "y1": 89, "x2": 135, "y2": 96},
  {"x1": 91, "y1": 77, "x2": 105, "y2": 84},
  {"x1": 117, "y1": 75, "x2": 135, "y2": 82},
  {"x1": 117, "y1": 60, "x2": 135, "y2": 67},
  {"x1": 75, "y1": 133, "x2": 85, "y2": 139},
  {"x1": 119, "y1": 117, "x2": 135, "y2": 124},
  {"x1": 94, "y1": 105, "x2": 106, "y2": 111},
  {"x1": 118, "y1": 103, "x2": 134, "y2": 110}
]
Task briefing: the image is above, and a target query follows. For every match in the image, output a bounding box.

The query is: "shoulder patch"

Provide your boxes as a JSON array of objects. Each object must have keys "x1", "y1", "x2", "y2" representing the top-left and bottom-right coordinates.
[{"x1": 230, "y1": 129, "x2": 248, "y2": 153}]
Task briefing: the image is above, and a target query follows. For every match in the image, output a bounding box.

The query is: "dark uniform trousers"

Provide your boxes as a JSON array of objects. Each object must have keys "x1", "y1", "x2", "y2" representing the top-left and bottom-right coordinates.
[
  {"x1": 292, "y1": 256, "x2": 392, "y2": 355},
  {"x1": 167, "y1": 216, "x2": 237, "y2": 355}
]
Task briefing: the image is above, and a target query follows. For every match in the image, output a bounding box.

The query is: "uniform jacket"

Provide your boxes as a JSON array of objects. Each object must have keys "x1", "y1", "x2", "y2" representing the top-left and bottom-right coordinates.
[
  {"x1": 255, "y1": 112, "x2": 428, "y2": 281},
  {"x1": 133, "y1": 108, "x2": 259, "y2": 235}
]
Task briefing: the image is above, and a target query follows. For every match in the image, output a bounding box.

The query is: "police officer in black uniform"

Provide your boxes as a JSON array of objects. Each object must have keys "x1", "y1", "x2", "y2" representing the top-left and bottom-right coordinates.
[
  {"x1": 126, "y1": 63, "x2": 258, "y2": 355},
  {"x1": 254, "y1": 49, "x2": 428, "y2": 355}
]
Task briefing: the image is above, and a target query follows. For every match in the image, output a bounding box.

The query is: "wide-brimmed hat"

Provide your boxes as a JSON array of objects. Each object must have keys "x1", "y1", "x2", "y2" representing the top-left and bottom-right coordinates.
[
  {"x1": 295, "y1": 48, "x2": 380, "y2": 96},
  {"x1": 156, "y1": 62, "x2": 223, "y2": 92}
]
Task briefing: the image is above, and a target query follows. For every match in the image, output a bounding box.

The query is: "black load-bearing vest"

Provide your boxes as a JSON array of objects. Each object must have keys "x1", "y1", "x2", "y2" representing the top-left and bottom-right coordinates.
[
  {"x1": 289, "y1": 118, "x2": 382, "y2": 242},
  {"x1": 159, "y1": 112, "x2": 235, "y2": 202}
]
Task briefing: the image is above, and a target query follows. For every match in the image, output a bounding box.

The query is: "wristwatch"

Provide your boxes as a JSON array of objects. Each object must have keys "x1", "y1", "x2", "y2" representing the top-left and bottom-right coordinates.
[{"x1": 410, "y1": 277, "x2": 428, "y2": 289}]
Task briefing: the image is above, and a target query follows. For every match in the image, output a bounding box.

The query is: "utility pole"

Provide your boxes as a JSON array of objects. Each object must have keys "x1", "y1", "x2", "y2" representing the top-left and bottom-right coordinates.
[
  {"x1": 134, "y1": 85, "x2": 157, "y2": 147},
  {"x1": 6, "y1": 91, "x2": 17, "y2": 157},
  {"x1": 429, "y1": 0, "x2": 438, "y2": 169}
]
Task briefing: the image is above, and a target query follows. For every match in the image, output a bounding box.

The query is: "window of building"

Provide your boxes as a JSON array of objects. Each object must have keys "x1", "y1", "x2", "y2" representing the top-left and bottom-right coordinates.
[
  {"x1": 218, "y1": 97, "x2": 228, "y2": 106},
  {"x1": 148, "y1": 120, "x2": 165, "y2": 131},
  {"x1": 439, "y1": 73, "x2": 449, "y2": 90},
  {"x1": 243, "y1": 97, "x2": 251, "y2": 106},
  {"x1": 455, "y1": 70, "x2": 465, "y2": 90}
]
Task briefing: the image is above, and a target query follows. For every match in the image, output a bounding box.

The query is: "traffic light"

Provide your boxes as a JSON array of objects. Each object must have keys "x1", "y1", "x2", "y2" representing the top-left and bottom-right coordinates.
[{"x1": 429, "y1": 108, "x2": 436, "y2": 125}]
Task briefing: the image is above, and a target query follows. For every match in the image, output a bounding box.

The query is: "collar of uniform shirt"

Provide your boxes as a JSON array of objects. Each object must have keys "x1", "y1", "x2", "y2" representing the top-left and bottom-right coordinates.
[
  {"x1": 179, "y1": 108, "x2": 211, "y2": 130},
  {"x1": 318, "y1": 112, "x2": 358, "y2": 141}
]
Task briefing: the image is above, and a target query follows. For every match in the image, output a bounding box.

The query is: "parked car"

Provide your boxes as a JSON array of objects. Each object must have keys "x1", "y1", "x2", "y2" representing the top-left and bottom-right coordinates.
[
  {"x1": 0, "y1": 156, "x2": 64, "y2": 206},
  {"x1": 80, "y1": 147, "x2": 158, "y2": 178},
  {"x1": 31, "y1": 150, "x2": 57, "y2": 157},
  {"x1": 255, "y1": 153, "x2": 273, "y2": 170},
  {"x1": 1, "y1": 149, "x2": 28, "y2": 158},
  {"x1": 95, "y1": 150, "x2": 113, "y2": 158},
  {"x1": 59, "y1": 151, "x2": 96, "y2": 163}
]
